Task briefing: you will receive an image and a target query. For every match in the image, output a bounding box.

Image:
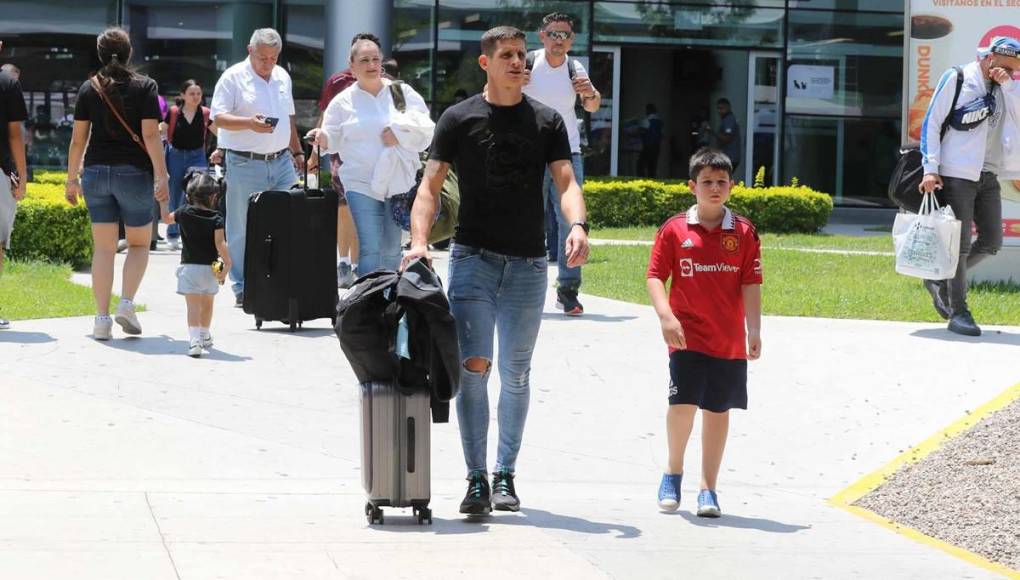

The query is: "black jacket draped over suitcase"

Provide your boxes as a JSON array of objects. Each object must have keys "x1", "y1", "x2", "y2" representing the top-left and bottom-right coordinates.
[{"x1": 335, "y1": 260, "x2": 460, "y2": 422}]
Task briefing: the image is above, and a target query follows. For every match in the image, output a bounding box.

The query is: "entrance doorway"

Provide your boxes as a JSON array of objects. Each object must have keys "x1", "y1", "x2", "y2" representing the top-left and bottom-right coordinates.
[
  {"x1": 746, "y1": 52, "x2": 782, "y2": 186},
  {"x1": 613, "y1": 46, "x2": 749, "y2": 181}
]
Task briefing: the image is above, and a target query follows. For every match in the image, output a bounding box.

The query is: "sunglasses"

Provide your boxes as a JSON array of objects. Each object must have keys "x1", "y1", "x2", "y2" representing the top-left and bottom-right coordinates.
[{"x1": 544, "y1": 30, "x2": 573, "y2": 41}]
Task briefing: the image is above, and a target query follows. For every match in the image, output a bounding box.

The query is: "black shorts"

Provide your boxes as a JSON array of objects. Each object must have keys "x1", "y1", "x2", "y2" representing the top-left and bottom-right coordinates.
[{"x1": 668, "y1": 350, "x2": 747, "y2": 412}]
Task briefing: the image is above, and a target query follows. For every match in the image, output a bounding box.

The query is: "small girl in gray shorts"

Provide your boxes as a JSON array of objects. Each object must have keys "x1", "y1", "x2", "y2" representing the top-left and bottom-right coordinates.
[{"x1": 160, "y1": 170, "x2": 230, "y2": 357}]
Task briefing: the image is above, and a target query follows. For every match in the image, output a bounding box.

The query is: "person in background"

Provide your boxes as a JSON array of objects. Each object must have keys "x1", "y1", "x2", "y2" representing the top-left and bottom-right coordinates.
[
  {"x1": 307, "y1": 36, "x2": 433, "y2": 275},
  {"x1": 522, "y1": 11, "x2": 600, "y2": 316},
  {"x1": 210, "y1": 28, "x2": 304, "y2": 307},
  {"x1": 0, "y1": 41, "x2": 28, "y2": 330},
  {"x1": 164, "y1": 79, "x2": 216, "y2": 251},
  {"x1": 638, "y1": 103, "x2": 663, "y2": 178},
  {"x1": 64, "y1": 27, "x2": 169, "y2": 340},
  {"x1": 711, "y1": 98, "x2": 741, "y2": 176}
]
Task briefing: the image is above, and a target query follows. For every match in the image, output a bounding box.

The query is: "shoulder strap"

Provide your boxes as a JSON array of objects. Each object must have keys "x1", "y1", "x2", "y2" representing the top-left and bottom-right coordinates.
[
  {"x1": 526, "y1": 51, "x2": 537, "y2": 71},
  {"x1": 167, "y1": 106, "x2": 179, "y2": 143},
  {"x1": 202, "y1": 106, "x2": 211, "y2": 144},
  {"x1": 567, "y1": 58, "x2": 578, "y2": 81},
  {"x1": 90, "y1": 76, "x2": 147, "y2": 155},
  {"x1": 939, "y1": 66, "x2": 965, "y2": 141},
  {"x1": 389, "y1": 80, "x2": 406, "y2": 113}
]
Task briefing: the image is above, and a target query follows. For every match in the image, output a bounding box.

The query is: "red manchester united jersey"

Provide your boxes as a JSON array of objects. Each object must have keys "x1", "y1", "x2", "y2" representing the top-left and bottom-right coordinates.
[{"x1": 646, "y1": 206, "x2": 763, "y2": 359}]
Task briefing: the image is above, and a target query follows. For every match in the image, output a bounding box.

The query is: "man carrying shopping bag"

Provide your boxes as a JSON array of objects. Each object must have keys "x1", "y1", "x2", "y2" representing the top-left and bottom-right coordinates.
[
  {"x1": 893, "y1": 192, "x2": 961, "y2": 281},
  {"x1": 918, "y1": 36, "x2": 1020, "y2": 336}
]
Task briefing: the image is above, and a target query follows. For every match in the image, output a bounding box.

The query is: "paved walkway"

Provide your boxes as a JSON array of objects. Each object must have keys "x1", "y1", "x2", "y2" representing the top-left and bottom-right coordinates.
[{"x1": 2, "y1": 250, "x2": 1018, "y2": 579}]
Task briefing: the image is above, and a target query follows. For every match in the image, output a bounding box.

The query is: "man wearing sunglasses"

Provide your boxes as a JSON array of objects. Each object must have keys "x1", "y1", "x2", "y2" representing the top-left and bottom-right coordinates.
[{"x1": 523, "y1": 12, "x2": 600, "y2": 317}]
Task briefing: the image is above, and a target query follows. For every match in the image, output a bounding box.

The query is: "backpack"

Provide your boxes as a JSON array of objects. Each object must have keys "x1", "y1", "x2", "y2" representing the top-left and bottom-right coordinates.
[
  {"x1": 387, "y1": 81, "x2": 460, "y2": 242},
  {"x1": 167, "y1": 105, "x2": 211, "y2": 149},
  {"x1": 526, "y1": 50, "x2": 593, "y2": 155},
  {"x1": 888, "y1": 66, "x2": 963, "y2": 213}
]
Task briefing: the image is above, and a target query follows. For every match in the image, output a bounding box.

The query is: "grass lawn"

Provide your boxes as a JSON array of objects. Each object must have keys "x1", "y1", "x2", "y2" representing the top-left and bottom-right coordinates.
[
  {"x1": 583, "y1": 243, "x2": 1020, "y2": 325},
  {"x1": 0, "y1": 260, "x2": 132, "y2": 320},
  {"x1": 593, "y1": 226, "x2": 894, "y2": 252}
]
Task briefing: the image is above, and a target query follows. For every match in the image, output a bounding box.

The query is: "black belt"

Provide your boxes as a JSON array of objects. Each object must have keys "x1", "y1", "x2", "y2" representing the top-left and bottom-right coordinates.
[{"x1": 226, "y1": 148, "x2": 290, "y2": 161}]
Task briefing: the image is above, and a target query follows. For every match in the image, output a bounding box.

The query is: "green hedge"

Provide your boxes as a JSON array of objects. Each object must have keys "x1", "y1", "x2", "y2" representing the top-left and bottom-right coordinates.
[
  {"x1": 584, "y1": 177, "x2": 834, "y2": 233},
  {"x1": 9, "y1": 180, "x2": 93, "y2": 270}
]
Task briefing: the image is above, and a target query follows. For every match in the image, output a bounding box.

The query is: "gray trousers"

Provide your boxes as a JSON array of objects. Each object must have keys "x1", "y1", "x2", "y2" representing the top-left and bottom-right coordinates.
[{"x1": 942, "y1": 172, "x2": 1003, "y2": 312}]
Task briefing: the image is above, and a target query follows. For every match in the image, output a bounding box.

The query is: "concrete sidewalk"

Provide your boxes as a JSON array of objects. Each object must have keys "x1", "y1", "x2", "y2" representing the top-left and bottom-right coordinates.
[{"x1": 2, "y1": 250, "x2": 1018, "y2": 579}]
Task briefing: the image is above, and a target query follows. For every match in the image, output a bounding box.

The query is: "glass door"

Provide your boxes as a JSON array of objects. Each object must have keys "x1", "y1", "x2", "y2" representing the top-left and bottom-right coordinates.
[
  {"x1": 585, "y1": 46, "x2": 621, "y2": 176},
  {"x1": 745, "y1": 52, "x2": 782, "y2": 186}
]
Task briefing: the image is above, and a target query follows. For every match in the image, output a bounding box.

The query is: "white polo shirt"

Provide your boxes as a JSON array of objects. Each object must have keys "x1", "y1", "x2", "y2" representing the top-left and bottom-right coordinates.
[
  {"x1": 211, "y1": 59, "x2": 295, "y2": 155},
  {"x1": 523, "y1": 49, "x2": 587, "y2": 154}
]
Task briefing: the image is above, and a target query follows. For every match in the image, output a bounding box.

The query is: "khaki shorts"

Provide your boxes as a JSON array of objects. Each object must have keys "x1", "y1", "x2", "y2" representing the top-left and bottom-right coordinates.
[{"x1": 0, "y1": 175, "x2": 15, "y2": 249}]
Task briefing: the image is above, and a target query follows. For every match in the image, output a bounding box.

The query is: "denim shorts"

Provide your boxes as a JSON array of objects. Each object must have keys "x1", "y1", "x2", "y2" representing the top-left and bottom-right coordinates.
[
  {"x1": 81, "y1": 164, "x2": 155, "y2": 226},
  {"x1": 176, "y1": 264, "x2": 220, "y2": 295},
  {"x1": 0, "y1": 174, "x2": 14, "y2": 248}
]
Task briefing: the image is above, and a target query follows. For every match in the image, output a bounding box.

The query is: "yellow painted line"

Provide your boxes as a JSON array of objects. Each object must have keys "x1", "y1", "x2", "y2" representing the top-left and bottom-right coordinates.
[{"x1": 829, "y1": 380, "x2": 1020, "y2": 579}]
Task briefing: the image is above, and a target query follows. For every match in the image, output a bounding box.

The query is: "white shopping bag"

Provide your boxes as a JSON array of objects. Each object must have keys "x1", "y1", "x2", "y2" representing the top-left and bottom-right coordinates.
[{"x1": 892, "y1": 192, "x2": 961, "y2": 280}]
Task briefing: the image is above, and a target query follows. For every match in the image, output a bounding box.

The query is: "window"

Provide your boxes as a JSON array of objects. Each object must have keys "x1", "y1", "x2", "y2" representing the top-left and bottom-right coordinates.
[
  {"x1": 0, "y1": 0, "x2": 117, "y2": 167},
  {"x1": 593, "y1": 2, "x2": 784, "y2": 49},
  {"x1": 283, "y1": 0, "x2": 326, "y2": 134}
]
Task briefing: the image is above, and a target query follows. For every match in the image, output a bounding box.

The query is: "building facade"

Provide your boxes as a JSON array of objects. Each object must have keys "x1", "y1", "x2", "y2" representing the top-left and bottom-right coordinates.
[{"x1": 0, "y1": 0, "x2": 904, "y2": 206}]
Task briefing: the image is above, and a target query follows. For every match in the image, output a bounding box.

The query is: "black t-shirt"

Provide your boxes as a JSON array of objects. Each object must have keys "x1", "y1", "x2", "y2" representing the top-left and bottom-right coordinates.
[
  {"x1": 74, "y1": 75, "x2": 161, "y2": 172},
  {"x1": 429, "y1": 94, "x2": 572, "y2": 257},
  {"x1": 0, "y1": 74, "x2": 28, "y2": 174},
  {"x1": 175, "y1": 204, "x2": 224, "y2": 265},
  {"x1": 167, "y1": 106, "x2": 209, "y2": 151}
]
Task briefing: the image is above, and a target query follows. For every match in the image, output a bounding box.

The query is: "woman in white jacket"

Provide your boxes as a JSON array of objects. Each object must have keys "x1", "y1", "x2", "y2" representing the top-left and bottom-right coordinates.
[{"x1": 307, "y1": 37, "x2": 433, "y2": 274}]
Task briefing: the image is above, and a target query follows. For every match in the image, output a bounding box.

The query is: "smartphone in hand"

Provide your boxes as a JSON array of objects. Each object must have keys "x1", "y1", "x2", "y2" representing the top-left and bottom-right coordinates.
[{"x1": 264, "y1": 116, "x2": 280, "y2": 129}]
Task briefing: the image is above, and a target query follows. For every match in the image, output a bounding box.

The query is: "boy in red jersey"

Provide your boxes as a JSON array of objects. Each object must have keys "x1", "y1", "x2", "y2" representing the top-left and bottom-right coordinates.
[{"x1": 646, "y1": 148, "x2": 762, "y2": 517}]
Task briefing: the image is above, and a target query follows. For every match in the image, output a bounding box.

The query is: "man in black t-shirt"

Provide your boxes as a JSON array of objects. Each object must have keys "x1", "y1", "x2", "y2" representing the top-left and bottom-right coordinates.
[
  {"x1": 0, "y1": 42, "x2": 28, "y2": 330},
  {"x1": 402, "y1": 26, "x2": 590, "y2": 517}
]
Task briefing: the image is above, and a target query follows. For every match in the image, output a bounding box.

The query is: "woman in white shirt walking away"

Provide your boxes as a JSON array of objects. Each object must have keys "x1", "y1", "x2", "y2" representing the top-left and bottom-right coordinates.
[{"x1": 307, "y1": 36, "x2": 433, "y2": 274}]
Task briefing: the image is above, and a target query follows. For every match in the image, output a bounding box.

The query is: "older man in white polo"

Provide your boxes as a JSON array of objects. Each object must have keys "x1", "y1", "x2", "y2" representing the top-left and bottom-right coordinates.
[{"x1": 211, "y1": 28, "x2": 304, "y2": 306}]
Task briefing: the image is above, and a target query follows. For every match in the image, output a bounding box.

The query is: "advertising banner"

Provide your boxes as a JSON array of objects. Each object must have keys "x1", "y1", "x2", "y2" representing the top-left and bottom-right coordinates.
[{"x1": 906, "y1": 2, "x2": 1020, "y2": 280}]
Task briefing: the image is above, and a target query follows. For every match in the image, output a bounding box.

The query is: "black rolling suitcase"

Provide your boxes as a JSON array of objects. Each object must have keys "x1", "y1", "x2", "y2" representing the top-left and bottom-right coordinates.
[{"x1": 242, "y1": 147, "x2": 338, "y2": 331}]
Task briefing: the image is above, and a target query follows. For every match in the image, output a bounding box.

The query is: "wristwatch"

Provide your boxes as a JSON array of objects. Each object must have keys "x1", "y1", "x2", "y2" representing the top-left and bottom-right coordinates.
[{"x1": 570, "y1": 220, "x2": 590, "y2": 235}]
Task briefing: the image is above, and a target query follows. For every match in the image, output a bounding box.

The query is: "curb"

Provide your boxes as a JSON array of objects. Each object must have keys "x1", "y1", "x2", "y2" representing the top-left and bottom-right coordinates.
[{"x1": 829, "y1": 381, "x2": 1020, "y2": 579}]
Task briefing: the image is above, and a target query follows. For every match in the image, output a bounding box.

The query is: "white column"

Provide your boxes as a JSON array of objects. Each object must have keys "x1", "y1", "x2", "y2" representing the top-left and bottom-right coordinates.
[{"x1": 325, "y1": 0, "x2": 392, "y2": 78}]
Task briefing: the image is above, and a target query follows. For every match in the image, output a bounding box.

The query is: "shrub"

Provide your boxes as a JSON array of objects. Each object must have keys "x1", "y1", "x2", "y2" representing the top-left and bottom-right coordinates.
[
  {"x1": 584, "y1": 177, "x2": 833, "y2": 233},
  {"x1": 9, "y1": 181, "x2": 93, "y2": 269},
  {"x1": 33, "y1": 170, "x2": 69, "y2": 185}
]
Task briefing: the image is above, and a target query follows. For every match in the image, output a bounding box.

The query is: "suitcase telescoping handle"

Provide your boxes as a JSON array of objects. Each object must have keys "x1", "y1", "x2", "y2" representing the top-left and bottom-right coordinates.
[{"x1": 304, "y1": 137, "x2": 322, "y2": 192}]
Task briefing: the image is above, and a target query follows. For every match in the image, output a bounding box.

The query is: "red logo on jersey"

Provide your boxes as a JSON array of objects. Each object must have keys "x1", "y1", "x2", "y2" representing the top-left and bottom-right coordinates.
[{"x1": 721, "y1": 234, "x2": 740, "y2": 254}]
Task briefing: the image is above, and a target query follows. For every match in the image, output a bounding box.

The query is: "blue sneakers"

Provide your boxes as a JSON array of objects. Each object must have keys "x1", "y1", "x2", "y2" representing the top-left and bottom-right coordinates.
[
  {"x1": 657, "y1": 473, "x2": 683, "y2": 512},
  {"x1": 697, "y1": 489, "x2": 721, "y2": 518}
]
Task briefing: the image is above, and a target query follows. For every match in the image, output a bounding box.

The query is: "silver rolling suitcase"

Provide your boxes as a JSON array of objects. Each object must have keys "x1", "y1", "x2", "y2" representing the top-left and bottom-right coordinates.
[{"x1": 360, "y1": 381, "x2": 432, "y2": 525}]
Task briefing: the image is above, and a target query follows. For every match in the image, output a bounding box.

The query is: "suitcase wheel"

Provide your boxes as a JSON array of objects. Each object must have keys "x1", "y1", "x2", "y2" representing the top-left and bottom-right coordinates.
[
  {"x1": 366, "y1": 502, "x2": 384, "y2": 525},
  {"x1": 289, "y1": 320, "x2": 297, "y2": 332},
  {"x1": 255, "y1": 318, "x2": 263, "y2": 330},
  {"x1": 414, "y1": 506, "x2": 432, "y2": 525}
]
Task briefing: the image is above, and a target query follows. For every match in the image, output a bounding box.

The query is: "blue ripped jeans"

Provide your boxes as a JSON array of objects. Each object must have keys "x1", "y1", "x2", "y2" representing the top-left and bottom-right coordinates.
[{"x1": 448, "y1": 243, "x2": 547, "y2": 475}]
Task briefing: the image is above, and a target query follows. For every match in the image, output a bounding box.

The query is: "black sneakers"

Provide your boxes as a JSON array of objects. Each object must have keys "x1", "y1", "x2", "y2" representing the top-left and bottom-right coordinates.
[
  {"x1": 459, "y1": 470, "x2": 492, "y2": 515},
  {"x1": 556, "y1": 289, "x2": 584, "y2": 316},
  {"x1": 948, "y1": 308, "x2": 981, "y2": 336},
  {"x1": 922, "y1": 280, "x2": 951, "y2": 320},
  {"x1": 491, "y1": 468, "x2": 521, "y2": 512}
]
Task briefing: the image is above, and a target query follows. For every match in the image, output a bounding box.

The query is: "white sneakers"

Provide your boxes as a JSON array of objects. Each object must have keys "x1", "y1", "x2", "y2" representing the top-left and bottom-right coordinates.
[
  {"x1": 114, "y1": 302, "x2": 142, "y2": 335},
  {"x1": 188, "y1": 340, "x2": 203, "y2": 358},
  {"x1": 201, "y1": 333, "x2": 213, "y2": 349},
  {"x1": 93, "y1": 316, "x2": 113, "y2": 341}
]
